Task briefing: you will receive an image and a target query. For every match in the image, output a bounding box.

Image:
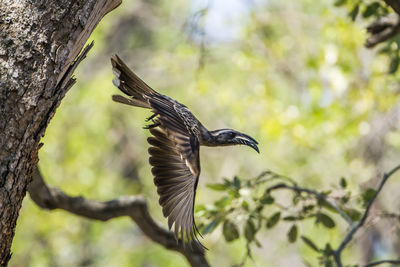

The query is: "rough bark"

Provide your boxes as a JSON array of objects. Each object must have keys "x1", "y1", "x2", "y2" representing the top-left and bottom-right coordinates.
[{"x1": 0, "y1": 0, "x2": 121, "y2": 265}]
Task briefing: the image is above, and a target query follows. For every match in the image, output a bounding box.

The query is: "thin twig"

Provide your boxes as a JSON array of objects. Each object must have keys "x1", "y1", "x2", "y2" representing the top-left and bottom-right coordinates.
[
  {"x1": 28, "y1": 166, "x2": 209, "y2": 267},
  {"x1": 364, "y1": 1, "x2": 400, "y2": 48},
  {"x1": 365, "y1": 15, "x2": 400, "y2": 48},
  {"x1": 380, "y1": 212, "x2": 400, "y2": 220},
  {"x1": 332, "y1": 164, "x2": 400, "y2": 267},
  {"x1": 363, "y1": 259, "x2": 400, "y2": 267},
  {"x1": 266, "y1": 183, "x2": 353, "y2": 225}
]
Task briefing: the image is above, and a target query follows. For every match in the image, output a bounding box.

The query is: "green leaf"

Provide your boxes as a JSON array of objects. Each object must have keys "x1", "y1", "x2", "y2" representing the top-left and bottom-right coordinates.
[
  {"x1": 283, "y1": 216, "x2": 297, "y2": 221},
  {"x1": 341, "y1": 194, "x2": 350, "y2": 204},
  {"x1": 378, "y1": 45, "x2": 391, "y2": 55},
  {"x1": 318, "y1": 199, "x2": 337, "y2": 214},
  {"x1": 287, "y1": 224, "x2": 298, "y2": 243},
  {"x1": 317, "y1": 213, "x2": 336, "y2": 229},
  {"x1": 389, "y1": 53, "x2": 399, "y2": 74},
  {"x1": 223, "y1": 178, "x2": 232, "y2": 185},
  {"x1": 207, "y1": 183, "x2": 228, "y2": 191},
  {"x1": 228, "y1": 189, "x2": 240, "y2": 198},
  {"x1": 255, "y1": 204, "x2": 264, "y2": 213},
  {"x1": 362, "y1": 2, "x2": 380, "y2": 18},
  {"x1": 260, "y1": 192, "x2": 275, "y2": 205},
  {"x1": 292, "y1": 194, "x2": 300, "y2": 205},
  {"x1": 266, "y1": 212, "x2": 281, "y2": 229},
  {"x1": 303, "y1": 204, "x2": 315, "y2": 213},
  {"x1": 324, "y1": 243, "x2": 333, "y2": 255},
  {"x1": 344, "y1": 208, "x2": 361, "y2": 221},
  {"x1": 325, "y1": 259, "x2": 334, "y2": 267},
  {"x1": 362, "y1": 188, "x2": 376, "y2": 206},
  {"x1": 340, "y1": 177, "x2": 347, "y2": 188},
  {"x1": 202, "y1": 219, "x2": 219, "y2": 235},
  {"x1": 334, "y1": 0, "x2": 346, "y2": 7},
  {"x1": 301, "y1": 236, "x2": 319, "y2": 252},
  {"x1": 223, "y1": 220, "x2": 239, "y2": 242},
  {"x1": 244, "y1": 219, "x2": 256, "y2": 242},
  {"x1": 242, "y1": 200, "x2": 249, "y2": 211},
  {"x1": 233, "y1": 176, "x2": 241, "y2": 190},
  {"x1": 349, "y1": 4, "x2": 359, "y2": 21},
  {"x1": 215, "y1": 196, "x2": 229, "y2": 208}
]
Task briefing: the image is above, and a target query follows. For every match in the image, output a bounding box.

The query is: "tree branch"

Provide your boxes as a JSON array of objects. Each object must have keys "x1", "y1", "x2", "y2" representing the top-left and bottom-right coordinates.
[
  {"x1": 384, "y1": 0, "x2": 400, "y2": 15},
  {"x1": 365, "y1": 0, "x2": 400, "y2": 48},
  {"x1": 332, "y1": 164, "x2": 400, "y2": 267},
  {"x1": 363, "y1": 259, "x2": 400, "y2": 267},
  {"x1": 266, "y1": 183, "x2": 354, "y2": 225},
  {"x1": 365, "y1": 14, "x2": 400, "y2": 48},
  {"x1": 28, "y1": 166, "x2": 209, "y2": 267}
]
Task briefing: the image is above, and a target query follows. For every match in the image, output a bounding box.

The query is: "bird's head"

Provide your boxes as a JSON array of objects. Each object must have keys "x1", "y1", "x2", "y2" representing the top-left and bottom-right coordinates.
[{"x1": 209, "y1": 129, "x2": 259, "y2": 153}]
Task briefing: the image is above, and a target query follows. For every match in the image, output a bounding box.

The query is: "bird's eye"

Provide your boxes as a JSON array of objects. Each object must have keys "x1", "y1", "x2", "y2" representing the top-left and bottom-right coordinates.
[{"x1": 229, "y1": 132, "x2": 236, "y2": 138}]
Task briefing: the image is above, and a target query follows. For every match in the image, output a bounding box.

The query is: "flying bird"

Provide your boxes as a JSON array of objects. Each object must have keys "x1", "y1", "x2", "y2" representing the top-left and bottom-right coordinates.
[{"x1": 111, "y1": 55, "x2": 259, "y2": 249}]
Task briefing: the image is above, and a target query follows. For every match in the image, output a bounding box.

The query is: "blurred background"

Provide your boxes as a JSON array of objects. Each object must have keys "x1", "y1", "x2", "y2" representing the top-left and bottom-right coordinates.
[{"x1": 9, "y1": 0, "x2": 400, "y2": 266}]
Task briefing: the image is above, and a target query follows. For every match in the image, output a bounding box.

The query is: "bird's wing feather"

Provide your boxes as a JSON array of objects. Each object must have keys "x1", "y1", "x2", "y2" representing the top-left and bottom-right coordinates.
[
  {"x1": 110, "y1": 55, "x2": 204, "y2": 248},
  {"x1": 147, "y1": 95, "x2": 192, "y2": 135},
  {"x1": 148, "y1": 128, "x2": 203, "y2": 248}
]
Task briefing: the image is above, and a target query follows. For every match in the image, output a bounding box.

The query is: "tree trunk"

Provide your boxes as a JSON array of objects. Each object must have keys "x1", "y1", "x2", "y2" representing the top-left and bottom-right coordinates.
[{"x1": 0, "y1": 0, "x2": 120, "y2": 265}]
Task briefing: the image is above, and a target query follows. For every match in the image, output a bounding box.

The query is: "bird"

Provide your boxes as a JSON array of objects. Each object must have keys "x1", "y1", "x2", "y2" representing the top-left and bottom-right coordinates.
[{"x1": 111, "y1": 55, "x2": 259, "y2": 249}]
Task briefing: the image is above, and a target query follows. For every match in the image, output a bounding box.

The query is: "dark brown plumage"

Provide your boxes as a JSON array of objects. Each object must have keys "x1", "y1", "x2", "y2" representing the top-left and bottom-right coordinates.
[{"x1": 111, "y1": 55, "x2": 259, "y2": 249}]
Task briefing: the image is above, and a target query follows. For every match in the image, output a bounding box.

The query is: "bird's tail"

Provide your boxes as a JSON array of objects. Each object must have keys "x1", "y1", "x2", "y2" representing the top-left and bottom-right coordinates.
[{"x1": 111, "y1": 54, "x2": 158, "y2": 109}]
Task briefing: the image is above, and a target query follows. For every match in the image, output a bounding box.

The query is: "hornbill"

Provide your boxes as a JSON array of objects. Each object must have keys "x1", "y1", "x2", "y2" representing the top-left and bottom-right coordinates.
[{"x1": 111, "y1": 55, "x2": 259, "y2": 249}]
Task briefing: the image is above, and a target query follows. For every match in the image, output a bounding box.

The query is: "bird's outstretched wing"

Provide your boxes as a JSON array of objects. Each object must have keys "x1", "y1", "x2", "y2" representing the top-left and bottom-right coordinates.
[
  {"x1": 148, "y1": 127, "x2": 203, "y2": 248},
  {"x1": 111, "y1": 55, "x2": 204, "y2": 248}
]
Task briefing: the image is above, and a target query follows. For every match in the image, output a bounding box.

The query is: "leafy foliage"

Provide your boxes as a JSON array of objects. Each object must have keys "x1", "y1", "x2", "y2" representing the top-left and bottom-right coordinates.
[
  {"x1": 337, "y1": 0, "x2": 400, "y2": 73},
  {"x1": 199, "y1": 170, "x2": 399, "y2": 265}
]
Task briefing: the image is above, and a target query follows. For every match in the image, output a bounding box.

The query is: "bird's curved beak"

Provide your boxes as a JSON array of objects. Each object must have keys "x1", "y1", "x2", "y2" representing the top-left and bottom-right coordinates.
[{"x1": 235, "y1": 133, "x2": 259, "y2": 153}]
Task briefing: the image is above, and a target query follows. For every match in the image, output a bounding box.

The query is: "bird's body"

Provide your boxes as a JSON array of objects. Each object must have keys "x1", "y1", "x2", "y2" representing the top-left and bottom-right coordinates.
[{"x1": 111, "y1": 55, "x2": 258, "y2": 249}]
